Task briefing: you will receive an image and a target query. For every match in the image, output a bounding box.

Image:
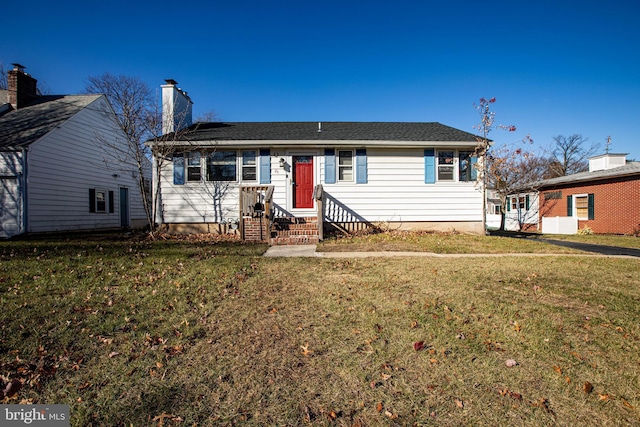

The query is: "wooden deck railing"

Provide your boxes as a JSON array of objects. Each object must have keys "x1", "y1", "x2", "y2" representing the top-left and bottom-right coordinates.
[
  {"x1": 313, "y1": 184, "x2": 324, "y2": 241},
  {"x1": 239, "y1": 185, "x2": 274, "y2": 239}
]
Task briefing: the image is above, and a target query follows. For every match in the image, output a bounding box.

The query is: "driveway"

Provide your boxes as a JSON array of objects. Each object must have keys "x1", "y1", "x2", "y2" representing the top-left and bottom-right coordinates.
[
  {"x1": 538, "y1": 239, "x2": 640, "y2": 258},
  {"x1": 488, "y1": 230, "x2": 640, "y2": 258}
]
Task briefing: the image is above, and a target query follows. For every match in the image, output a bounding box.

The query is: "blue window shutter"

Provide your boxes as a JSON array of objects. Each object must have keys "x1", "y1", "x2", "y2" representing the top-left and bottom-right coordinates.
[
  {"x1": 470, "y1": 156, "x2": 478, "y2": 180},
  {"x1": 525, "y1": 195, "x2": 530, "y2": 210},
  {"x1": 89, "y1": 188, "x2": 96, "y2": 213},
  {"x1": 173, "y1": 152, "x2": 185, "y2": 185},
  {"x1": 325, "y1": 148, "x2": 336, "y2": 184},
  {"x1": 259, "y1": 149, "x2": 271, "y2": 184},
  {"x1": 109, "y1": 191, "x2": 114, "y2": 213},
  {"x1": 424, "y1": 148, "x2": 435, "y2": 184},
  {"x1": 588, "y1": 193, "x2": 595, "y2": 220},
  {"x1": 507, "y1": 198, "x2": 511, "y2": 212},
  {"x1": 566, "y1": 195, "x2": 573, "y2": 216},
  {"x1": 356, "y1": 148, "x2": 367, "y2": 184}
]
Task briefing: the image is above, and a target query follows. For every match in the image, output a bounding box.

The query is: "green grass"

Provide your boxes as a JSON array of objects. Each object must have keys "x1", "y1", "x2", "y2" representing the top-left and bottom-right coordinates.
[
  {"x1": 318, "y1": 230, "x2": 586, "y2": 254},
  {"x1": 1, "y1": 233, "x2": 639, "y2": 426}
]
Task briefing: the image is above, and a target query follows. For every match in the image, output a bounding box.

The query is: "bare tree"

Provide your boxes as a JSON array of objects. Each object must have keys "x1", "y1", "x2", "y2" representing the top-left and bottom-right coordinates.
[
  {"x1": 486, "y1": 143, "x2": 548, "y2": 231},
  {"x1": 547, "y1": 134, "x2": 599, "y2": 177},
  {"x1": 0, "y1": 61, "x2": 7, "y2": 90},
  {"x1": 473, "y1": 97, "x2": 517, "y2": 233},
  {"x1": 85, "y1": 74, "x2": 156, "y2": 231}
]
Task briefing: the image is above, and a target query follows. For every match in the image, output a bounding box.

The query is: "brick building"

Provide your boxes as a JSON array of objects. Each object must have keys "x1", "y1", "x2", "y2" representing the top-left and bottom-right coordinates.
[{"x1": 537, "y1": 153, "x2": 640, "y2": 234}]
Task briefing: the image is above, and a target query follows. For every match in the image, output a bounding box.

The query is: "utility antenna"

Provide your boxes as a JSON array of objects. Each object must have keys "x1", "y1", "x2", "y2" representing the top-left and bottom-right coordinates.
[{"x1": 605, "y1": 136, "x2": 611, "y2": 153}]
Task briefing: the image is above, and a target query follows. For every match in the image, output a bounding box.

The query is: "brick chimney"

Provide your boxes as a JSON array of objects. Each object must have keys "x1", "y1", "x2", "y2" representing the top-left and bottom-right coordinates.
[
  {"x1": 161, "y1": 79, "x2": 193, "y2": 135},
  {"x1": 8, "y1": 64, "x2": 38, "y2": 109}
]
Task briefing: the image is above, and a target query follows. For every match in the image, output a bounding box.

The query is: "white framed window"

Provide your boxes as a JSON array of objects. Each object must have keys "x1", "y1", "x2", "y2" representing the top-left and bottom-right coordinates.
[
  {"x1": 241, "y1": 150, "x2": 257, "y2": 182},
  {"x1": 207, "y1": 150, "x2": 237, "y2": 182},
  {"x1": 338, "y1": 150, "x2": 354, "y2": 182},
  {"x1": 458, "y1": 151, "x2": 476, "y2": 182},
  {"x1": 187, "y1": 152, "x2": 201, "y2": 182},
  {"x1": 95, "y1": 190, "x2": 107, "y2": 212},
  {"x1": 89, "y1": 188, "x2": 112, "y2": 213},
  {"x1": 437, "y1": 150, "x2": 454, "y2": 181}
]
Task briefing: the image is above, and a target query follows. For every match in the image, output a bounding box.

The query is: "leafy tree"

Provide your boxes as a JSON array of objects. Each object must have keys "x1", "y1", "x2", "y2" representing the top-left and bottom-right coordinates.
[{"x1": 547, "y1": 134, "x2": 599, "y2": 176}]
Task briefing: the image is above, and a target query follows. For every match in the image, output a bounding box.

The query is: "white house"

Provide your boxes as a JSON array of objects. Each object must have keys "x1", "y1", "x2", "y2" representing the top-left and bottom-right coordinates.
[
  {"x1": 0, "y1": 64, "x2": 148, "y2": 238},
  {"x1": 149, "y1": 81, "x2": 485, "y2": 243}
]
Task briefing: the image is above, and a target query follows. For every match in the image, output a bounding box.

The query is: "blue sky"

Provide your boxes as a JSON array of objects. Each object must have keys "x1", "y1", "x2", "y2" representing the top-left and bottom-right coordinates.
[{"x1": 3, "y1": 0, "x2": 639, "y2": 159}]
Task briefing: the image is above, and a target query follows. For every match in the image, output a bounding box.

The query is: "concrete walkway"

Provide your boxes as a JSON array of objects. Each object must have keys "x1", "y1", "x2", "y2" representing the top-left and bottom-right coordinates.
[{"x1": 262, "y1": 245, "x2": 640, "y2": 259}]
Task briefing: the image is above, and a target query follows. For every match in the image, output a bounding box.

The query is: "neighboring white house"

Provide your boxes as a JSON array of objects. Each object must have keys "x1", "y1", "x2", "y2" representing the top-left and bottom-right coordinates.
[
  {"x1": 148, "y1": 81, "x2": 485, "y2": 241},
  {"x1": 503, "y1": 191, "x2": 539, "y2": 231},
  {"x1": 0, "y1": 64, "x2": 148, "y2": 238}
]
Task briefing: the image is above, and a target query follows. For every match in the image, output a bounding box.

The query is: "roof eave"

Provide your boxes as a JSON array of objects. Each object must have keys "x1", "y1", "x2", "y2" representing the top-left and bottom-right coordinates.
[{"x1": 149, "y1": 139, "x2": 479, "y2": 148}]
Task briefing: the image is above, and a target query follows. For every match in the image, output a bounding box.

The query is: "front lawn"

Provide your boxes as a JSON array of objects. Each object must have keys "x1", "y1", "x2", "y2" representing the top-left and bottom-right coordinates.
[{"x1": 1, "y1": 234, "x2": 638, "y2": 426}]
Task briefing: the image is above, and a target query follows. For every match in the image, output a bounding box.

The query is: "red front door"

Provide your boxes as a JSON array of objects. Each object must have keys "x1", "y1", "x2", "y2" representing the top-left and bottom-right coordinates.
[{"x1": 293, "y1": 156, "x2": 314, "y2": 208}]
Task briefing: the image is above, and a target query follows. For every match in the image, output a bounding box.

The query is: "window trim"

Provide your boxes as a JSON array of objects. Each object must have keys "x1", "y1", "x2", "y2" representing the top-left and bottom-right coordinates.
[
  {"x1": 574, "y1": 193, "x2": 589, "y2": 220},
  {"x1": 337, "y1": 149, "x2": 354, "y2": 183},
  {"x1": 241, "y1": 150, "x2": 258, "y2": 182},
  {"x1": 95, "y1": 189, "x2": 107, "y2": 213},
  {"x1": 206, "y1": 150, "x2": 238, "y2": 182},
  {"x1": 458, "y1": 150, "x2": 477, "y2": 182},
  {"x1": 186, "y1": 151, "x2": 202, "y2": 182},
  {"x1": 89, "y1": 188, "x2": 113, "y2": 214},
  {"x1": 437, "y1": 150, "x2": 455, "y2": 181}
]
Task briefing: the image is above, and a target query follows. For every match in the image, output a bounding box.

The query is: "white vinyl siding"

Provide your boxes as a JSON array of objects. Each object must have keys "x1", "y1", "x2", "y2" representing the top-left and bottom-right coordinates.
[
  {"x1": 25, "y1": 96, "x2": 148, "y2": 233},
  {"x1": 160, "y1": 147, "x2": 482, "y2": 225}
]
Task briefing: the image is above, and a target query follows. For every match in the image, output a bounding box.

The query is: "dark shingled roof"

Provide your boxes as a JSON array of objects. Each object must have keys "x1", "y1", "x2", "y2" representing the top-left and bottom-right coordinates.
[
  {"x1": 538, "y1": 161, "x2": 640, "y2": 188},
  {"x1": 167, "y1": 121, "x2": 481, "y2": 143},
  {"x1": 0, "y1": 95, "x2": 101, "y2": 149}
]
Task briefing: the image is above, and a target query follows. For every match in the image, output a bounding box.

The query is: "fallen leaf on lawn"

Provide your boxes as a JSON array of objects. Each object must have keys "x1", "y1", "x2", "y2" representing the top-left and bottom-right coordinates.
[
  {"x1": 375, "y1": 402, "x2": 383, "y2": 413},
  {"x1": 329, "y1": 410, "x2": 337, "y2": 419},
  {"x1": 430, "y1": 358, "x2": 438, "y2": 364},
  {"x1": 622, "y1": 399, "x2": 634, "y2": 409},
  {"x1": 381, "y1": 373, "x2": 392, "y2": 381},
  {"x1": 454, "y1": 399, "x2": 464, "y2": 409},
  {"x1": 414, "y1": 341, "x2": 425, "y2": 351},
  {"x1": 108, "y1": 351, "x2": 119, "y2": 358},
  {"x1": 513, "y1": 322, "x2": 522, "y2": 332},
  {"x1": 300, "y1": 343, "x2": 313, "y2": 357},
  {"x1": 505, "y1": 359, "x2": 518, "y2": 367},
  {"x1": 156, "y1": 362, "x2": 164, "y2": 369},
  {"x1": 2, "y1": 379, "x2": 22, "y2": 397},
  {"x1": 410, "y1": 321, "x2": 419, "y2": 329},
  {"x1": 384, "y1": 410, "x2": 398, "y2": 419},
  {"x1": 598, "y1": 393, "x2": 610, "y2": 401},
  {"x1": 583, "y1": 381, "x2": 593, "y2": 394},
  {"x1": 552, "y1": 365, "x2": 562, "y2": 374}
]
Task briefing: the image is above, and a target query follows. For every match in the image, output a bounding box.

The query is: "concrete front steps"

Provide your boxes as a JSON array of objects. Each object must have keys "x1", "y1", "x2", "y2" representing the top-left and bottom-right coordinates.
[{"x1": 269, "y1": 217, "x2": 320, "y2": 245}]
